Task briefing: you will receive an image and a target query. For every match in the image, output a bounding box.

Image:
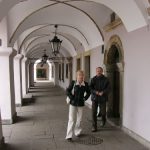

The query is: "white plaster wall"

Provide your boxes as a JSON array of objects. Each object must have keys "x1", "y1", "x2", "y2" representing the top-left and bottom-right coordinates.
[
  {"x1": 104, "y1": 25, "x2": 150, "y2": 142},
  {"x1": 73, "y1": 47, "x2": 104, "y2": 81},
  {"x1": 72, "y1": 57, "x2": 77, "y2": 80},
  {"x1": 58, "y1": 24, "x2": 150, "y2": 143},
  {"x1": 0, "y1": 18, "x2": 8, "y2": 47},
  {"x1": 59, "y1": 61, "x2": 70, "y2": 90},
  {"x1": 0, "y1": 111, "x2": 3, "y2": 142},
  {"x1": 90, "y1": 46, "x2": 104, "y2": 77}
]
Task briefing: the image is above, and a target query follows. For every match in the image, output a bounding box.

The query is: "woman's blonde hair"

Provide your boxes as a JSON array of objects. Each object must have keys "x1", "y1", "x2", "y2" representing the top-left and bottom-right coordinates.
[{"x1": 76, "y1": 70, "x2": 84, "y2": 76}]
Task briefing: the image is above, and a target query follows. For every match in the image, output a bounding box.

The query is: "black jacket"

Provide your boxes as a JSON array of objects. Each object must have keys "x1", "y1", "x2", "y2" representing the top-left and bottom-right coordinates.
[
  {"x1": 90, "y1": 75, "x2": 110, "y2": 102},
  {"x1": 66, "y1": 80, "x2": 91, "y2": 107}
]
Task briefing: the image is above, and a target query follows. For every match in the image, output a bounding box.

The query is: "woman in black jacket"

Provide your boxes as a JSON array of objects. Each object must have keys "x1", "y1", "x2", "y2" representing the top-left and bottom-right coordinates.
[{"x1": 65, "y1": 70, "x2": 90, "y2": 141}]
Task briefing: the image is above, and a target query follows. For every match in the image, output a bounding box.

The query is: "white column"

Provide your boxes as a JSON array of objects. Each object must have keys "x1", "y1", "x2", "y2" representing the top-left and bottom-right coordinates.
[
  {"x1": 48, "y1": 62, "x2": 52, "y2": 81},
  {"x1": 0, "y1": 49, "x2": 17, "y2": 124},
  {"x1": 26, "y1": 62, "x2": 30, "y2": 91},
  {"x1": 21, "y1": 57, "x2": 28, "y2": 97},
  {"x1": 0, "y1": 110, "x2": 4, "y2": 147},
  {"x1": 51, "y1": 63, "x2": 55, "y2": 82},
  {"x1": 54, "y1": 62, "x2": 59, "y2": 86},
  {"x1": 26, "y1": 61, "x2": 29, "y2": 94},
  {"x1": 29, "y1": 62, "x2": 35, "y2": 87},
  {"x1": 81, "y1": 53, "x2": 85, "y2": 71},
  {"x1": 14, "y1": 54, "x2": 23, "y2": 107}
]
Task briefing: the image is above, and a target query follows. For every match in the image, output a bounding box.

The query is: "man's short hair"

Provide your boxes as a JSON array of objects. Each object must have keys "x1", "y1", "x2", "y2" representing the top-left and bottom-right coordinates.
[{"x1": 96, "y1": 67, "x2": 103, "y2": 71}]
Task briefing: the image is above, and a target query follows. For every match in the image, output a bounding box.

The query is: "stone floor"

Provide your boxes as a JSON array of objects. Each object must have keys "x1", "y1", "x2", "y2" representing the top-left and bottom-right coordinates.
[{"x1": 1, "y1": 82, "x2": 148, "y2": 150}]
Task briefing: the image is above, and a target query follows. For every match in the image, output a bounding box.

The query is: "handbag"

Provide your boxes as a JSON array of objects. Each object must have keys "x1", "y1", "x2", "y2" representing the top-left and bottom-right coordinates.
[{"x1": 66, "y1": 81, "x2": 76, "y2": 104}]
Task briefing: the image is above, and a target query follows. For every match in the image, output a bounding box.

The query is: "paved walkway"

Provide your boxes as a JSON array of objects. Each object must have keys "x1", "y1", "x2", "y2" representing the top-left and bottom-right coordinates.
[{"x1": 2, "y1": 82, "x2": 148, "y2": 150}]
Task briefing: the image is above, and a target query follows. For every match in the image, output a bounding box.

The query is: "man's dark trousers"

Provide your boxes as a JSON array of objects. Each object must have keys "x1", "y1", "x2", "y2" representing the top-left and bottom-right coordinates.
[{"x1": 92, "y1": 100, "x2": 106, "y2": 129}]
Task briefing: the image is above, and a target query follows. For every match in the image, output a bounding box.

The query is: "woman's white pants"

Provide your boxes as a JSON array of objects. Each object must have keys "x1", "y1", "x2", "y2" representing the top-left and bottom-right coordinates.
[{"x1": 66, "y1": 105, "x2": 83, "y2": 139}]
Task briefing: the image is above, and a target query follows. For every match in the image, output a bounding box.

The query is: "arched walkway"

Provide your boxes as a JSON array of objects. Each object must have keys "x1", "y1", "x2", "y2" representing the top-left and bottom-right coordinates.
[{"x1": 0, "y1": 1, "x2": 150, "y2": 149}]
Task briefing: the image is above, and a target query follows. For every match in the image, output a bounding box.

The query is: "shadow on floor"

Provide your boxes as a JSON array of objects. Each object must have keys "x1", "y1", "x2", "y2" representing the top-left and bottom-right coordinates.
[
  {"x1": 2, "y1": 143, "x2": 22, "y2": 150},
  {"x1": 22, "y1": 97, "x2": 35, "y2": 106},
  {"x1": 14, "y1": 116, "x2": 34, "y2": 124}
]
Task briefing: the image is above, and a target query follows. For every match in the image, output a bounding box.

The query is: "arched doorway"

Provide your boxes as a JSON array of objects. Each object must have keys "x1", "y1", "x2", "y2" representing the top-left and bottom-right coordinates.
[
  {"x1": 36, "y1": 63, "x2": 49, "y2": 81},
  {"x1": 34, "y1": 60, "x2": 53, "y2": 82},
  {"x1": 104, "y1": 35, "x2": 124, "y2": 125}
]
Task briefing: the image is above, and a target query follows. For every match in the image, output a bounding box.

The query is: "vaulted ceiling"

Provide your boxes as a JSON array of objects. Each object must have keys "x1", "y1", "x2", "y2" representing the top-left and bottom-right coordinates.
[{"x1": 0, "y1": 0, "x2": 149, "y2": 59}]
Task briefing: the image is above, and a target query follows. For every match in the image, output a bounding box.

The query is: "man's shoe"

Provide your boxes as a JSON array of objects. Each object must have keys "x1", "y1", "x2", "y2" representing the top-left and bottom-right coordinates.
[
  {"x1": 91, "y1": 128, "x2": 97, "y2": 132},
  {"x1": 66, "y1": 138, "x2": 72, "y2": 142},
  {"x1": 100, "y1": 119, "x2": 106, "y2": 127},
  {"x1": 76, "y1": 134, "x2": 81, "y2": 137},
  {"x1": 97, "y1": 112, "x2": 102, "y2": 118}
]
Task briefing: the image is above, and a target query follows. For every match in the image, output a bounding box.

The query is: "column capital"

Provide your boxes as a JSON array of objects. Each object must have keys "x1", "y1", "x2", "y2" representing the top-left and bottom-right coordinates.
[
  {"x1": 22, "y1": 57, "x2": 28, "y2": 62},
  {"x1": 0, "y1": 48, "x2": 17, "y2": 58},
  {"x1": 54, "y1": 62, "x2": 59, "y2": 65},
  {"x1": 0, "y1": 48, "x2": 13, "y2": 56},
  {"x1": 29, "y1": 59, "x2": 36, "y2": 64},
  {"x1": 10, "y1": 50, "x2": 17, "y2": 58},
  {"x1": 14, "y1": 54, "x2": 23, "y2": 60}
]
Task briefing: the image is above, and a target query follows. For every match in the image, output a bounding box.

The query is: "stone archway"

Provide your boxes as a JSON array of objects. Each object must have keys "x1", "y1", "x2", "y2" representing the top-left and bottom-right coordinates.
[
  {"x1": 104, "y1": 35, "x2": 124, "y2": 125},
  {"x1": 36, "y1": 63, "x2": 49, "y2": 81}
]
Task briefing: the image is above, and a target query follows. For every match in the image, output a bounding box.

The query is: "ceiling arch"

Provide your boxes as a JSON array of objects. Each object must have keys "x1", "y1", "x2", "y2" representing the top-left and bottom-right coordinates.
[
  {"x1": 26, "y1": 33, "x2": 76, "y2": 51},
  {"x1": 27, "y1": 43, "x2": 70, "y2": 59},
  {"x1": 0, "y1": 0, "x2": 148, "y2": 30},
  {"x1": 18, "y1": 24, "x2": 88, "y2": 53},
  {"x1": 8, "y1": 1, "x2": 103, "y2": 48},
  {"x1": 25, "y1": 34, "x2": 77, "y2": 56},
  {"x1": 6, "y1": 0, "x2": 147, "y2": 45},
  {"x1": 0, "y1": 0, "x2": 148, "y2": 58}
]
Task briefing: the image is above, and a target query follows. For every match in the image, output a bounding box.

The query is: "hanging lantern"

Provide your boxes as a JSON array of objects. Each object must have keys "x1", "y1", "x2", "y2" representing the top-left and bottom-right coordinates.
[
  {"x1": 40, "y1": 50, "x2": 48, "y2": 67},
  {"x1": 49, "y1": 25, "x2": 62, "y2": 56}
]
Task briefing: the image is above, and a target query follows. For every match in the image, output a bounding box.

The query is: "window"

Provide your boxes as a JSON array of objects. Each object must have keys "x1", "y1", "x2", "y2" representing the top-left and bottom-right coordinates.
[
  {"x1": 52, "y1": 66, "x2": 54, "y2": 78},
  {"x1": 59, "y1": 64, "x2": 61, "y2": 80},
  {"x1": 66, "y1": 63, "x2": 69, "y2": 79},
  {"x1": 77, "y1": 58, "x2": 81, "y2": 71},
  {"x1": 62, "y1": 63, "x2": 64, "y2": 82}
]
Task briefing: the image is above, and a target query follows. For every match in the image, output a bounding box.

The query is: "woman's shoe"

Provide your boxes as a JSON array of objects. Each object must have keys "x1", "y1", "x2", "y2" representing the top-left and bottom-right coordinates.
[
  {"x1": 91, "y1": 127, "x2": 97, "y2": 132},
  {"x1": 66, "y1": 138, "x2": 72, "y2": 142}
]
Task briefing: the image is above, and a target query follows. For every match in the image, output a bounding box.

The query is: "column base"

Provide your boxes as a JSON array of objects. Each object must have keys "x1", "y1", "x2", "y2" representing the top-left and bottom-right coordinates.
[
  {"x1": 16, "y1": 104, "x2": 22, "y2": 107},
  {"x1": 2, "y1": 112, "x2": 17, "y2": 125},
  {"x1": 22, "y1": 94, "x2": 33, "y2": 105},
  {"x1": 0, "y1": 136, "x2": 5, "y2": 148},
  {"x1": 122, "y1": 126, "x2": 150, "y2": 149}
]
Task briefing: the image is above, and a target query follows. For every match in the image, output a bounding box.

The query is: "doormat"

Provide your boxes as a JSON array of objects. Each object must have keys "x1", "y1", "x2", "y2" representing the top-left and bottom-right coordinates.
[{"x1": 75, "y1": 135, "x2": 103, "y2": 145}]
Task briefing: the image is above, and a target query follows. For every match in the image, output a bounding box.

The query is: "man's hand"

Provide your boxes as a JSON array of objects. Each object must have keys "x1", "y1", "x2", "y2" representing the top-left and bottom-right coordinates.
[{"x1": 98, "y1": 91, "x2": 104, "y2": 96}]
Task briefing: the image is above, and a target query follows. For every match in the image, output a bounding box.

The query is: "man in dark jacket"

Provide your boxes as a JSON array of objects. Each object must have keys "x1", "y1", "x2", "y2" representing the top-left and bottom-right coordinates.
[{"x1": 90, "y1": 67, "x2": 110, "y2": 132}]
